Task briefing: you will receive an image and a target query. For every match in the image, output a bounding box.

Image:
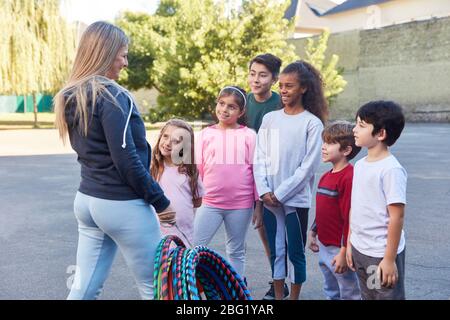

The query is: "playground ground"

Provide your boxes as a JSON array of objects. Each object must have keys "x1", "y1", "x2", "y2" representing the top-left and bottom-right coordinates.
[{"x1": 0, "y1": 123, "x2": 449, "y2": 300}]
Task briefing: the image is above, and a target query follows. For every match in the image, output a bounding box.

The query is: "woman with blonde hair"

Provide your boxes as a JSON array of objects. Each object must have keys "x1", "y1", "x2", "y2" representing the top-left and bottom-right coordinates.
[{"x1": 54, "y1": 21, "x2": 174, "y2": 300}]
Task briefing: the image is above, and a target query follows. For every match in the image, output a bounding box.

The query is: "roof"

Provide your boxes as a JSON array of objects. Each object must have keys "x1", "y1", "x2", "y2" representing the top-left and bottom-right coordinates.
[
  {"x1": 284, "y1": 0, "x2": 299, "y2": 20},
  {"x1": 321, "y1": 0, "x2": 393, "y2": 16},
  {"x1": 285, "y1": 0, "x2": 337, "y2": 19},
  {"x1": 305, "y1": 0, "x2": 337, "y2": 16}
]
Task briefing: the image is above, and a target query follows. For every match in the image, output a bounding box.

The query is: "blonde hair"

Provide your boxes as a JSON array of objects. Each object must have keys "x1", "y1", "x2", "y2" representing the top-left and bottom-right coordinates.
[
  {"x1": 54, "y1": 21, "x2": 129, "y2": 143},
  {"x1": 151, "y1": 119, "x2": 201, "y2": 201}
]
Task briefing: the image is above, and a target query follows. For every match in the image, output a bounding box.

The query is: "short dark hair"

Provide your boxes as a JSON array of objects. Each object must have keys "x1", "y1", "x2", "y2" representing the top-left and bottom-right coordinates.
[
  {"x1": 322, "y1": 121, "x2": 361, "y2": 160},
  {"x1": 249, "y1": 53, "x2": 282, "y2": 78},
  {"x1": 356, "y1": 100, "x2": 405, "y2": 147}
]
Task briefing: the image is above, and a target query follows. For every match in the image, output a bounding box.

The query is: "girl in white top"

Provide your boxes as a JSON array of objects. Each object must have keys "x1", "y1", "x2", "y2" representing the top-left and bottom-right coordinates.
[{"x1": 254, "y1": 60, "x2": 328, "y2": 300}]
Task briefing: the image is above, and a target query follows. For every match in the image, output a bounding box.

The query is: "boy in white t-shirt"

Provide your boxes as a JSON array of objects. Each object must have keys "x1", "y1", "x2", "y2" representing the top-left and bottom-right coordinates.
[{"x1": 346, "y1": 100, "x2": 407, "y2": 300}]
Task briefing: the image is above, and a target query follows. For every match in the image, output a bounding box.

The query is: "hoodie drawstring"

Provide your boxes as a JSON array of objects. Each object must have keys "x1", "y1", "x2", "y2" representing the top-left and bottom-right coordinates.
[{"x1": 121, "y1": 94, "x2": 134, "y2": 149}]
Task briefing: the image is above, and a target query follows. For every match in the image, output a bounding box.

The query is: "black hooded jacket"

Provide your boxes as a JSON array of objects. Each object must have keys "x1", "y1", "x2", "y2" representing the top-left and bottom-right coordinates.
[{"x1": 65, "y1": 83, "x2": 169, "y2": 213}]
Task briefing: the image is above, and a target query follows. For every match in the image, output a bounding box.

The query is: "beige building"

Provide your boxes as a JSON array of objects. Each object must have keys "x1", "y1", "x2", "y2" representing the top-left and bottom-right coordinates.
[{"x1": 293, "y1": 0, "x2": 450, "y2": 38}]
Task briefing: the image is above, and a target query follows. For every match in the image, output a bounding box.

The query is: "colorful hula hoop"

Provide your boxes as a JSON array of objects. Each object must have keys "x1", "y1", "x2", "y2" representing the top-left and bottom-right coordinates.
[{"x1": 154, "y1": 235, "x2": 252, "y2": 300}]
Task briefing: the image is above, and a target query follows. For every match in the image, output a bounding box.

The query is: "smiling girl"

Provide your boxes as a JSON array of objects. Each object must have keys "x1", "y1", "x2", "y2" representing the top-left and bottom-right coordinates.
[
  {"x1": 193, "y1": 86, "x2": 258, "y2": 279},
  {"x1": 151, "y1": 119, "x2": 204, "y2": 247},
  {"x1": 254, "y1": 60, "x2": 328, "y2": 300}
]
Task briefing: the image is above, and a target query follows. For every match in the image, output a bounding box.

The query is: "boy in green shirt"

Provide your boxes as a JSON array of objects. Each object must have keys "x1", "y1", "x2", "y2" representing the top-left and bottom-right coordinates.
[{"x1": 247, "y1": 53, "x2": 282, "y2": 132}]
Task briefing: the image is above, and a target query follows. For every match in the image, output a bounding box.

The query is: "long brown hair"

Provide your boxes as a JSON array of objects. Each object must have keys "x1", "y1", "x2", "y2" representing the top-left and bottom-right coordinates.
[
  {"x1": 280, "y1": 60, "x2": 328, "y2": 124},
  {"x1": 151, "y1": 119, "x2": 200, "y2": 201},
  {"x1": 54, "y1": 21, "x2": 129, "y2": 143}
]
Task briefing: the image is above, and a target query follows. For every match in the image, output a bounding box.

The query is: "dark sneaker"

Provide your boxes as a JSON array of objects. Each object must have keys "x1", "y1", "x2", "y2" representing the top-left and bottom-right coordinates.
[
  {"x1": 262, "y1": 281, "x2": 289, "y2": 300},
  {"x1": 262, "y1": 281, "x2": 275, "y2": 300}
]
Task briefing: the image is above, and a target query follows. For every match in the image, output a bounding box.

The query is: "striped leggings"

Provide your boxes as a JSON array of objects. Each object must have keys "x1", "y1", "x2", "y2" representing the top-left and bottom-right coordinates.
[{"x1": 263, "y1": 205, "x2": 308, "y2": 284}]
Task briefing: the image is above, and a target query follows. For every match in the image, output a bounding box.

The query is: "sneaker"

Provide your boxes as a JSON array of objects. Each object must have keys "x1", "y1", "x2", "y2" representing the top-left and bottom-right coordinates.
[{"x1": 262, "y1": 281, "x2": 289, "y2": 300}]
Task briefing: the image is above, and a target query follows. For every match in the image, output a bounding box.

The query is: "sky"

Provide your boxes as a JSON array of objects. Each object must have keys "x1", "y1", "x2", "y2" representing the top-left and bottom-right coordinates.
[
  {"x1": 60, "y1": 0, "x2": 346, "y2": 25},
  {"x1": 60, "y1": 0, "x2": 160, "y2": 24}
]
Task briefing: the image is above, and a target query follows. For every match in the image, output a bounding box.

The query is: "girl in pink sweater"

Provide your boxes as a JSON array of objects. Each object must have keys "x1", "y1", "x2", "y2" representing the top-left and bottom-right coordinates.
[{"x1": 194, "y1": 86, "x2": 258, "y2": 278}]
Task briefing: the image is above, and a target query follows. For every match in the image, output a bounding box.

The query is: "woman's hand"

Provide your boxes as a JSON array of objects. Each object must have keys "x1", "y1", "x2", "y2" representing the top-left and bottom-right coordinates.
[{"x1": 158, "y1": 205, "x2": 176, "y2": 226}]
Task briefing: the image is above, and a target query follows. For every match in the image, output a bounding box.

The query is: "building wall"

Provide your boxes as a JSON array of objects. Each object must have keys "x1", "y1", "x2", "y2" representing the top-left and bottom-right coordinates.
[
  {"x1": 290, "y1": 15, "x2": 450, "y2": 122},
  {"x1": 295, "y1": 0, "x2": 450, "y2": 36}
]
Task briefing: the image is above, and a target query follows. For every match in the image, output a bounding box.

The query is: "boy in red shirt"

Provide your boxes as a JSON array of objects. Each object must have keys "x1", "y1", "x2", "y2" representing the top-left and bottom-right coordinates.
[{"x1": 308, "y1": 121, "x2": 362, "y2": 300}]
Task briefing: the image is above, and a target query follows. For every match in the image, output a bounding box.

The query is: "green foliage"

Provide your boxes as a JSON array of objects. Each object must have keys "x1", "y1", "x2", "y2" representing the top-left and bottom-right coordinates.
[
  {"x1": 117, "y1": 1, "x2": 347, "y2": 119},
  {"x1": 116, "y1": 12, "x2": 162, "y2": 90},
  {"x1": 304, "y1": 30, "x2": 347, "y2": 103},
  {"x1": 0, "y1": 0, "x2": 76, "y2": 95},
  {"x1": 117, "y1": 0, "x2": 299, "y2": 119}
]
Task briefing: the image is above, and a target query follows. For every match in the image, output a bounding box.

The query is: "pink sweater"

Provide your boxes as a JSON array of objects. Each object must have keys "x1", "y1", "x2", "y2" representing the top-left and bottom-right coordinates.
[{"x1": 195, "y1": 125, "x2": 258, "y2": 209}]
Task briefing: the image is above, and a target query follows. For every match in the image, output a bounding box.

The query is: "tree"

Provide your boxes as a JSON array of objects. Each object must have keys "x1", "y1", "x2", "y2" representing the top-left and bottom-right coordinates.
[
  {"x1": 0, "y1": 0, "x2": 75, "y2": 127},
  {"x1": 0, "y1": 0, "x2": 14, "y2": 94},
  {"x1": 116, "y1": 12, "x2": 162, "y2": 91},
  {"x1": 117, "y1": 0, "x2": 346, "y2": 120},
  {"x1": 118, "y1": 0, "x2": 299, "y2": 119},
  {"x1": 304, "y1": 30, "x2": 347, "y2": 104}
]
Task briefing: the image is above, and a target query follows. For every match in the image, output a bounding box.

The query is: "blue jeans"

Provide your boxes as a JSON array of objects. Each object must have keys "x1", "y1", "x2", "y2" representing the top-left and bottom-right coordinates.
[
  {"x1": 193, "y1": 205, "x2": 253, "y2": 277},
  {"x1": 67, "y1": 192, "x2": 162, "y2": 300},
  {"x1": 318, "y1": 241, "x2": 361, "y2": 300}
]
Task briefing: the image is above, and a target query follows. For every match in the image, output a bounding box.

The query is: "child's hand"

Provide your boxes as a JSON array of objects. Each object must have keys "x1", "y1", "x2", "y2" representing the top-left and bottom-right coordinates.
[
  {"x1": 252, "y1": 208, "x2": 263, "y2": 230},
  {"x1": 252, "y1": 201, "x2": 263, "y2": 229},
  {"x1": 262, "y1": 192, "x2": 281, "y2": 207},
  {"x1": 346, "y1": 243, "x2": 356, "y2": 272},
  {"x1": 261, "y1": 193, "x2": 274, "y2": 206},
  {"x1": 269, "y1": 193, "x2": 281, "y2": 206},
  {"x1": 308, "y1": 231, "x2": 319, "y2": 252},
  {"x1": 378, "y1": 258, "x2": 398, "y2": 288},
  {"x1": 332, "y1": 248, "x2": 348, "y2": 274}
]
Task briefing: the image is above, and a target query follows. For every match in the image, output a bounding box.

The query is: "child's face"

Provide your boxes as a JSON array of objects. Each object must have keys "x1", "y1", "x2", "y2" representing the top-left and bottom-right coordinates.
[
  {"x1": 215, "y1": 94, "x2": 243, "y2": 127},
  {"x1": 278, "y1": 73, "x2": 306, "y2": 107},
  {"x1": 248, "y1": 62, "x2": 276, "y2": 96},
  {"x1": 353, "y1": 117, "x2": 382, "y2": 148},
  {"x1": 321, "y1": 141, "x2": 347, "y2": 164},
  {"x1": 158, "y1": 125, "x2": 186, "y2": 161}
]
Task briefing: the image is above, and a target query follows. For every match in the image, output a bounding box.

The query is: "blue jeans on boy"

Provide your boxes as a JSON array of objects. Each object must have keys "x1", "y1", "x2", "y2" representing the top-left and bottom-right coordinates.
[{"x1": 318, "y1": 240, "x2": 361, "y2": 300}]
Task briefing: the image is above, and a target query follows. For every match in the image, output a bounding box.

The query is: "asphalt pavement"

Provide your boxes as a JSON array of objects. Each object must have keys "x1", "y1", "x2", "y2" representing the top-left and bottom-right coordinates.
[{"x1": 0, "y1": 123, "x2": 449, "y2": 300}]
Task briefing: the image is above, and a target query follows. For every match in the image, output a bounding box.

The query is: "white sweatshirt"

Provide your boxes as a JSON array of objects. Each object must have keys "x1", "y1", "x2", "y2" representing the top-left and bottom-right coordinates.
[{"x1": 253, "y1": 109, "x2": 323, "y2": 208}]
